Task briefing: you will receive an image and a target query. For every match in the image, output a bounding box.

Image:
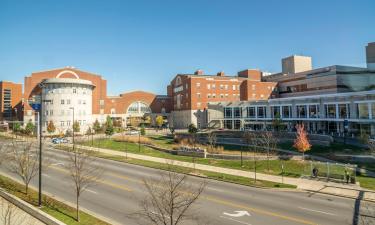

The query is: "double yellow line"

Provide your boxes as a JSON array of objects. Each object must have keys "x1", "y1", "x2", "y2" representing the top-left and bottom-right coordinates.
[{"x1": 50, "y1": 165, "x2": 317, "y2": 225}]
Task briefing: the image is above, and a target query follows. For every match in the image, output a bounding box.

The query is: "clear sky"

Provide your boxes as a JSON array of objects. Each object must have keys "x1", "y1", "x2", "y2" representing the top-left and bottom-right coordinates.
[{"x1": 0, "y1": 0, "x2": 374, "y2": 95}]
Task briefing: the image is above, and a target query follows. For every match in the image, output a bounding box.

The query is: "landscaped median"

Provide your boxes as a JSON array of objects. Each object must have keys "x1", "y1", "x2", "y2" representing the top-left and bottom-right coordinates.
[
  {"x1": 0, "y1": 173, "x2": 111, "y2": 225},
  {"x1": 77, "y1": 137, "x2": 375, "y2": 192},
  {"x1": 57, "y1": 145, "x2": 295, "y2": 189}
]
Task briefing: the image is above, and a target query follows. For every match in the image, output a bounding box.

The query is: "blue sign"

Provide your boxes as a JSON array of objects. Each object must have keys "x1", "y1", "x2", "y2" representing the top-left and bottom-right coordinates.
[{"x1": 31, "y1": 103, "x2": 41, "y2": 111}]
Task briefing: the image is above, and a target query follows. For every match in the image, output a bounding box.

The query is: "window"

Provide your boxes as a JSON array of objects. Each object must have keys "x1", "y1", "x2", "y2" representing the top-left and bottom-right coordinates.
[
  {"x1": 196, "y1": 83, "x2": 200, "y2": 88},
  {"x1": 271, "y1": 106, "x2": 281, "y2": 118},
  {"x1": 197, "y1": 93, "x2": 201, "y2": 98},
  {"x1": 67, "y1": 121, "x2": 71, "y2": 126},
  {"x1": 220, "y1": 84, "x2": 224, "y2": 90},
  {"x1": 233, "y1": 107, "x2": 242, "y2": 118},
  {"x1": 232, "y1": 85, "x2": 236, "y2": 90},
  {"x1": 197, "y1": 102, "x2": 201, "y2": 108},
  {"x1": 282, "y1": 106, "x2": 291, "y2": 118},
  {"x1": 224, "y1": 85, "x2": 228, "y2": 90},
  {"x1": 357, "y1": 103, "x2": 369, "y2": 119},
  {"x1": 50, "y1": 110, "x2": 53, "y2": 116},
  {"x1": 207, "y1": 84, "x2": 211, "y2": 89},
  {"x1": 325, "y1": 104, "x2": 336, "y2": 118},
  {"x1": 73, "y1": 89, "x2": 76, "y2": 94},
  {"x1": 257, "y1": 106, "x2": 266, "y2": 118},
  {"x1": 225, "y1": 94, "x2": 228, "y2": 98},
  {"x1": 234, "y1": 120, "x2": 241, "y2": 129},
  {"x1": 212, "y1": 84, "x2": 216, "y2": 89},
  {"x1": 67, "y1": 99, "x2": 71, "y2": 104},
  {"x1": 45, "y1": 110, "x2": 49, "y2": 116},
  {"x1": 246, "y1": 107, "x2": 256, "y2": 118},
  {"x1": 224, "y1": 107, "x2": 232, "y2": 118},
  {"x1": 309, "y1": 105, "x2": 319, "y2": 118},
  {"x1": 220, "y1": 94, "x2": 224, "y2": 98},
  {"x1": 127, "y1": 101, "x2": 152, "y2": 114},
  {"x1": 212, "y1": 94, "x2": 216, "y2": 98},
  {"x1": 338, "y1": 104, "x2": 349, "y2": 119},
  {"x1": 297, "y1": 105, "x2": 307, "y2": 118},
  {"x1": 99, "y1": 100, "x2": 104, "y2": 106},
  {"x1": 252, "y1": 85, "x2": 256, "y2": 91},
  {"x1": 207, "y1": 94, "x2": 211, "y2": 98},
  {"x1": 60, "y1": 121, "x2": 65, "y2": 127},
  {"x1": 61, "y1": 99, "x2": 64, "y2": 105},
  {"x1": 83, "y1": 100, "x2": 86, "y2": 105},
  {"x1": 224, "y1": 120, "x2": 233, "y2": 129}
]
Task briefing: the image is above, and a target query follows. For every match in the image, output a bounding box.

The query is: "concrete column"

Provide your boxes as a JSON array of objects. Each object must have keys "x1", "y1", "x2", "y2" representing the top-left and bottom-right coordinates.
[{"x1": 371, "y1": 124, "x2": 375, "y2": 136}]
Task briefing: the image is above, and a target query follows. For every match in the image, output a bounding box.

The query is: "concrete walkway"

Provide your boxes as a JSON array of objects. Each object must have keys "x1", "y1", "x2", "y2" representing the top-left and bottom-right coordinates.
[{"x1": 71, "y1": 143, "x2": 375, "y2": 202}]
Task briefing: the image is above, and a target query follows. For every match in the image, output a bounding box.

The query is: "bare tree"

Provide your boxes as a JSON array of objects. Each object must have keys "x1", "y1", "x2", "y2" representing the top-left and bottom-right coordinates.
[
  {"x1": 207, "y1": 132, "x2": 217, "y2": 153},
  {"x1": 0, "y1": 198, "x2": 29, "y2": 225},
  {"x1": 7, "y1": 141, "x2": 40, "y2": 195},
  {"x1": 243, "y1": 131, "x2": 259, "y2": 183},
  {"x1": 65, "y1": 148, "x2": 102, "y2": 222},
  {"x1": 258, "y1": 131, "x2": 278, "y2": 172},
  {"x1": 368, "y1": 139, "x2": 375, "y2": 156},
  {"x1": 131, "y1": 165, "x2": 206, "y2": 225}
]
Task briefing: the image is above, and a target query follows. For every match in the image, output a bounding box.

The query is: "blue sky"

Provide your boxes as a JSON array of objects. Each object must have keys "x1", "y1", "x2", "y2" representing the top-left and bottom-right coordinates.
[{"x1": 0, "y1": 0, "x2": 374, "y2": 95}]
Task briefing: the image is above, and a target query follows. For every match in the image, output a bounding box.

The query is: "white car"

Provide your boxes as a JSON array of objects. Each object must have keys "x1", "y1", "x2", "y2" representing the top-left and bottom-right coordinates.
[{"x1": 128, "y1": 130, "x2": 139, "y2": 135}]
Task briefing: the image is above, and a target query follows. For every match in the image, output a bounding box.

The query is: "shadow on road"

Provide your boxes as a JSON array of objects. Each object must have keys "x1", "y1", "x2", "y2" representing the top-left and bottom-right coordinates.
[{"x1": 352, "y1": 190, "x2": 364, "y2": 225}]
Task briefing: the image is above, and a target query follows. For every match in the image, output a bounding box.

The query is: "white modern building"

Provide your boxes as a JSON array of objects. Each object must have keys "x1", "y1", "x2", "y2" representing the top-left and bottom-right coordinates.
[{"x1": 40, "y1": 78, "x2": 95, "y2": 134}]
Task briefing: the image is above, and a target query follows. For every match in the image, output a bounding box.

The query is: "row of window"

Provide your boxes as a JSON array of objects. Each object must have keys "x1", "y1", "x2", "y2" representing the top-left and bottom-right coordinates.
[
  {"x1": 196, "y1": 83, "x2": 241, "y2": 91},
  {"x1": 60, "y1": 99, "x2": 86, "y2": 105},
  {"x1": 46, "y1": 88, "x2": 89, "y2": 95},
  {"x1": 196, "y1": 93, "x2": 241, "y2": 99},
  {"x1": 223, "y1": 102, "x2": 375, "y2": 120},
  {"x1": 45, "y1": 109, "x2": 87, "y2": 116},
  {"x1": 49, "y1": 120, "x2": 86, "y2": 127}
]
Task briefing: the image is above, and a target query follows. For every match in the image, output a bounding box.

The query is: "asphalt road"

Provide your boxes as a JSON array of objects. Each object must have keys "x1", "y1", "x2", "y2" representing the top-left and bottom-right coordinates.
[{"x1": 0, "y1": 140, "x2": 370, "y2": 225}]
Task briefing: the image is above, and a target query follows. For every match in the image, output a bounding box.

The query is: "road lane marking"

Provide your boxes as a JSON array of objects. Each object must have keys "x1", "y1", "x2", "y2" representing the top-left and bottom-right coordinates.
[
  {"x1": 206, "y1": 196, "x2": 317, "y2": 225},
  {"x1": 206, "y1": 187, "x2": 224, "y2": 192},
  {"x1": 86, "y1": 189, "x2": 98, "y2": 194},
  {"x1": 49, "y1": 165, "x2": 132, "y2": 192},
  {"x1": 51, "y1": 163, "x2": 64, "y2": 166},
  {"x1": 220, "y1": 216, "x2": 252, "y2": 225},
  {"x1": 298, "y1": 207, "x2": 335, "y2": 216},
  {"x1": 48, "y1": 162, "x2": 316, "y2": 224},
  {"x1": 223, "y1": 210, "x2": 251, "y2": 217}
]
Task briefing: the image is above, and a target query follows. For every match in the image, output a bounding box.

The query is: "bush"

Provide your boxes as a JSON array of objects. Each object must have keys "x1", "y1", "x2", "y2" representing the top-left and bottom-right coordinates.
[{"x1": 113, "y1": 135, "x2": 151, "y2": 145}]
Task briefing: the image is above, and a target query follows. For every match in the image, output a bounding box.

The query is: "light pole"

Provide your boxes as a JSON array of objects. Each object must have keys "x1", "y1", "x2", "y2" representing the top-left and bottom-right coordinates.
[
  {"x1": 38, "y1": 82, "x2": 45, "y2": 207},
  {"x1": 69, "y1": 107, "x2": 75, "y2": 153}
]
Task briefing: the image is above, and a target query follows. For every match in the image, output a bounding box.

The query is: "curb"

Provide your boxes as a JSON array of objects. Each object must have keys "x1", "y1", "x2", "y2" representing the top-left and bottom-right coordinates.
[
  {"x1": 0, "y1": 171, "x2": 122, "y2": 225},
  {"x1": 0, "y1": 188, "x2": 66, "y2": 225}
]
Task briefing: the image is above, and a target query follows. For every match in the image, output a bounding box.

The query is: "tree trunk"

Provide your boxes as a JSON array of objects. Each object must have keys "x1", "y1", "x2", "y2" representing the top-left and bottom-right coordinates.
[
  {"x1": 76, "y1": 194, "x2": 80, "y2": 222},
  {"x1": 25, "y1": 183, "x2": 28, "y2": 195}
]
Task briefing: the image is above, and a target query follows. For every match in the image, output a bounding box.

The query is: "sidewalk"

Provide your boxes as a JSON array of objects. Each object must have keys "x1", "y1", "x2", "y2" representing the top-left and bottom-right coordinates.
[{"x1": 70, "y1": 143, "x2": 375, "y2": 202}]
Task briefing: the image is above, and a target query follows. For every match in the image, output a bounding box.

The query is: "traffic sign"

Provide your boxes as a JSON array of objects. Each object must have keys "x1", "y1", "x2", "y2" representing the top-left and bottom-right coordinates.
[{"x1": 31, "y1": 103, "x2": 41, "y2": 111}]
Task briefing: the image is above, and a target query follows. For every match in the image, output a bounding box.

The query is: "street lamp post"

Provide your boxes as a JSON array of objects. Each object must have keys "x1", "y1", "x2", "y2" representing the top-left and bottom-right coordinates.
[
  {"x1": 69, "y1": 107, "x2": 75, "y2": 153},
  {"x1": 38, "y1": 83, "x2": 45, "y2": 207}
]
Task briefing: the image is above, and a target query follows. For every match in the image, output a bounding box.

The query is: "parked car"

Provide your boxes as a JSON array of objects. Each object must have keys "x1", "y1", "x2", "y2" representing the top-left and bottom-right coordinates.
[
  {"x1": 52, "y1": 137, "x2": 69, "y2": 144},
  {"x1": 128, "y1": 130, "x2": 139, "y2": 135}
]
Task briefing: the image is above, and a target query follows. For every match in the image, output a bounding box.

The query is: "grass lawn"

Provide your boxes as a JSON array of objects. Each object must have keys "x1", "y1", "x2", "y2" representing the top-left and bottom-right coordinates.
[
  {"x1": 79, "y1": 138, "x2": 354, "y2": 179},
  {"x1": 0, "y1": 174, "x2": 110, "y2": 225},
  {"x1": 86, "y1": 149, "x2": 296, "y2": 189}
]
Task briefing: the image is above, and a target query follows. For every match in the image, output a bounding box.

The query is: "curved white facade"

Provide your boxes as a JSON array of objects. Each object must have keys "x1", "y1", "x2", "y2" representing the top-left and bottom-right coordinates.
[{"x1": 41, "y1": 78, "x2": 95, "y2": 134}]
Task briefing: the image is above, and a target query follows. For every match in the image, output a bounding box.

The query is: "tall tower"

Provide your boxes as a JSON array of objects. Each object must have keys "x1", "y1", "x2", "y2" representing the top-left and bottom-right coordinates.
[{"x1": 366, "y1": 42, "x2": 375, "y2": 70}]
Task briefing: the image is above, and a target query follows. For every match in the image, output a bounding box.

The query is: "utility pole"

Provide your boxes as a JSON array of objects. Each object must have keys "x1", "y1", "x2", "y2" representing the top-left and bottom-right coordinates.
[{"x1": 38, "y1": 83, "x2": 45, "y2": 207}]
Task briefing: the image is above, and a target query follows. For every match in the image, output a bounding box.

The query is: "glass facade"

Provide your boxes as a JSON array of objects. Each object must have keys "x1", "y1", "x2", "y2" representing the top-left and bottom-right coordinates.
[
  {"x1": 257, "y1": 106, "x2": 266, "y2": 118},
  {"x1": 325, "y1": 104, "x2": 336, "y2": 118},
  {"x1": 297, "y1": 105, "x2": 307, "y2": 118},
  {"x1": 246, "y1": 107, "x2": 255, "y2": 118},
  {"x1": 357, "y1": 103, "x2": 369, "y2": 119},
  {"x1": 282, "y1": 106, "x2": 291, "y2": 118},
  {"x1": 308, "y1": 105, "x2": 319, "y2": 118}
]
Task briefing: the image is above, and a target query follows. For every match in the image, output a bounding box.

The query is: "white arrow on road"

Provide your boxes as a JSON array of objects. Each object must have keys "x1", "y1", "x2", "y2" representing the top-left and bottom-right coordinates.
[{"x1": 223, "y1": 211, "x2": 251, "y2": 217}]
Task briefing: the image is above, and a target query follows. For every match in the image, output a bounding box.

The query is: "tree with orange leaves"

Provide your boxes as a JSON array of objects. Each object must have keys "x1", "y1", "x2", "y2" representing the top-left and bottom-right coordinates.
[{"x1": 293, "y1": 124, "x2": 311, "y2": 161}]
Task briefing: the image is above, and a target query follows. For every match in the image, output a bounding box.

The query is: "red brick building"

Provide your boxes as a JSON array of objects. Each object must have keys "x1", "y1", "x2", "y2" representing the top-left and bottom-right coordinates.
[
  {"x1": 168, "y1": 69, "x2": 278, "y2": 128},
  {"x1": 0, "y1": 81, "x2": 23, "y2": 121},
  {"x1": 9, "y1": 67, "x2": 172, "y2": 131}
]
